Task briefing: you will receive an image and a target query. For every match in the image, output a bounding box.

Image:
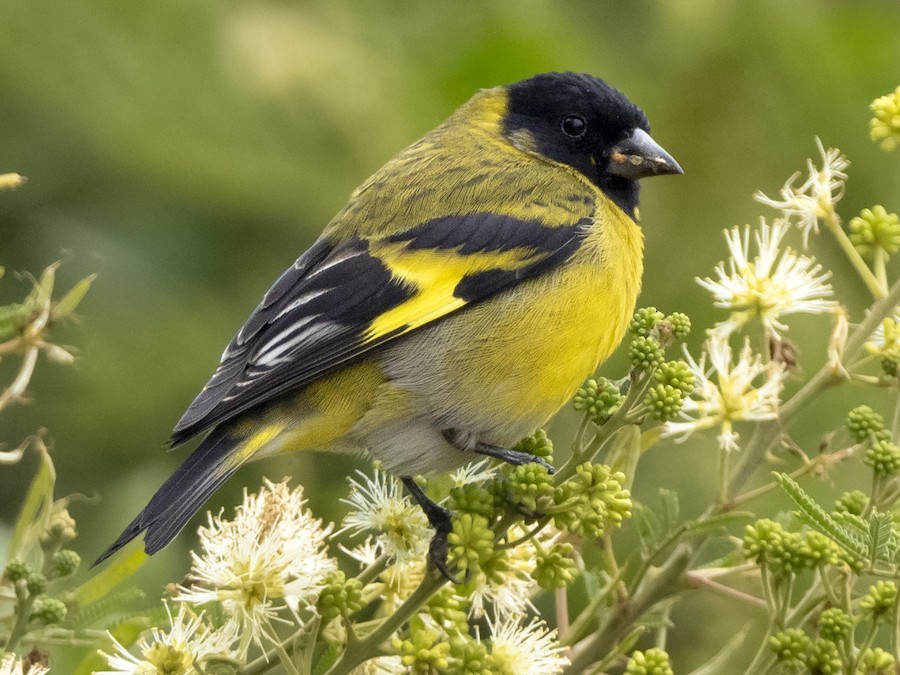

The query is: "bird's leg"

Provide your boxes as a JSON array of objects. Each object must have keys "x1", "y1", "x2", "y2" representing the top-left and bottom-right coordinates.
[
  {"x1": 443, "y1": 429, "x2": 555, "y2": 475},
  {"x1": 400, "y1": 476, "x2": 460, "y2": 583}
]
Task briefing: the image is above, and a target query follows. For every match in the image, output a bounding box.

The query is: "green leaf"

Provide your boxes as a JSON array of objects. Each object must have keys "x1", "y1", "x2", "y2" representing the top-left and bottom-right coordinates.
[
  {"x1": 640, "y1": 425, "x2": 663, "y2": 451},
  {"x1": 64, "y1": 587, "x2": 146, "y2": 629},
  {"x1": 776, "y1": 473, "x2": 868, "y2": 559},
  {"x1": 8, "y1": 440, "x2": 56, "y2": 559},
  {"x1": 32, "y1": 263, "x2": 58, "y2": 308},
  {"x1": 660, "y1": 488, "x2": 680, "y2": 533},
  {"x1": 0, "y1": 302, "x2": 29, "y2": 339},
  {"x1": 868, "y1": 511, "x2": 893, "y2": 566},
  {"x1": 52, "y1": 274, "x2": 96, "y2": 320},
  {"x1": 71, "y1": 541, "x2": 147, "y2": 606},
  {"x1": 633, "y1": 502, "x2": 662, "y2": 555}
]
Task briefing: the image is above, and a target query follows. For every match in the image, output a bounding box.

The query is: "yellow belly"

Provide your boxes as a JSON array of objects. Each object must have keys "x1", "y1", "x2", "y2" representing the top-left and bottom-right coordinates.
[{"x1": 379, "y1": 197, "x2": 644, "y2": 445}]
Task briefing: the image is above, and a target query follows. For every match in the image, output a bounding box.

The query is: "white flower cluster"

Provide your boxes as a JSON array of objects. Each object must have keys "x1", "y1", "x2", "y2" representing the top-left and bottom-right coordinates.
[
  {"x1": 0, "y1": 653, "x2": 48, "y2": 675},
  {"x1": 102, "y1": 479, "x2": 336, "y2": 672},
  {"x1": 99, "y1": 604, "x2": 232, "y2": 675},
  {"x1": 754, "y1": 137, "x2": 849, "y2": 245},
  {"x1": 672, "y1": 141, "x2": 852, "y2": 452},
  {"x1": 664, "y1": 336, "x2": 785, "y2": 452},
  {"x1": 698, "y1": 218, "x2": 835, "y2": 339}
]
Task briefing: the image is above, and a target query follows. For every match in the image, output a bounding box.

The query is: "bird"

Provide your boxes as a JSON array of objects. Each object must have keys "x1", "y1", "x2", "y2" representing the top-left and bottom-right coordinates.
[{"x1": 96, "y1": 72, "x2": 681, "y2": 575}]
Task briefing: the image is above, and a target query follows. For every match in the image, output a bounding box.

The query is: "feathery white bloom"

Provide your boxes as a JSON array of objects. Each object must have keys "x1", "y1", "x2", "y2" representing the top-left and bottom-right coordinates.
[
  {"x1": 339, "y1": 469, "x2": 432, "y2": 562},
  {"x1": 664, "y1": 336, "x2": 785, "y2": 452},
  {"x1": 98, "y1": 604, "x2": 233, "y2": 675},
  {"x1": 450, "y1": 459, "x2": 496, "y2": 487},
  {"x1": 754, "y1": 138, "x2": 849, "y2": 246},
  {"x1": 697, "y1": 219, "x2": 835, "y2": 337},
  {"x1": 487, "y1": 616, "x2": 569, "y2": 675},
  {"x1": 0, "y1": 654, "x2": 48, "y2": 675},
  {"x1": 176, "y1": 479, "x2": 335, "y2": 655}
]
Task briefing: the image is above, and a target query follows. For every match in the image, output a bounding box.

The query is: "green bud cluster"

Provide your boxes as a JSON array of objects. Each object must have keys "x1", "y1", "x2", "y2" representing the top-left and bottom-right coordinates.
[
  {"x1": 507, "y1": 463, "x2": 555, "y2": 513},
  {"x1": 317, "y1": 571, "x2": 363, "y2": 620},
  {"x1": 801, "y1": 531, "x2": 841, "y2": 568},
  {"x1": 629, "y1": 307, "x2": 665, "y2": 336},
  {"x1": 49, "y1": 549, "x2": 80, "y2": 578},
  {"x1": 629, "y1": 335, "x2": 665, "y2": 372},
  {"x1": 861, "y1": 580, "x2": 897, "y2": 621},
  {"x1": 857, "y1": 647, "x2": 895, "y2": 674},
  {"x1": 667, "y1": 312, "x2": 692, "y2": 339},
  {"x1": 818, "y1": 607, "x2": 853, "y2": 642},
  {"x1": 449, "y1": 483, "x2": 501, "y2": 519},
  {"x1": 531, "y1": 542, "x2": 577, "y2": 590},
  {"x1": 846, "y1": 405, "x2": 885, "y2": 442},
  {"x1": 834, "y1": 490, "x2": 869, "y2": 517},
  {"x1": 448, "y1": 635, "x2": 493, "y2": 675},
  {"x1": 4, "y1": 560, "x2": 30, "y2": 583},
  {"x1": 870, "y1": 86, "x2": 900, "y2": 152},
  {"x1": 427, "y1": 588, "x2": 469, "y2": 635},
  {"x1": 26, "y1": 572, "x2": 48, "y2": 596},
  {"x1": 849, "y1": 206, "x2": 900, "y2": 258},
  {"x1": 806, "y1": 638, "x2": 842, "y2": 674},
  {"x1": 865, "y1": 440, "x2": 900, "y2": 476},
  {"x1": 742, "y1": 520, "x2": 832, "y2": 576},
  {"x1": 393, "y1": 628, "x2": 450, "y2": 673},
  {"x1": 514, "y1": 429, "x2": 554, "y2": 462},
  {"x1": 881, "y1": 351, "x2": 900, "y2": 377},
  {"x1": 624, "y1": 647, "x2": 674, "y2": 675},
  {"x1": 552, "y1": 463, "x2": 631, "y2": 538},
  {"x1": 645, "y1": 361, "x2": 695, "y2": 422},
  {"x1": 448, "y1": 513, "x2": 494, "y2": 574},
  {"x1": 573, "y1": 377, "x2": 623, "y2": 425},
  {"x1": 768, "y1": 628, "x2": 810, "y2": 669},
  {"x1": 40, "y1": 508, "x2": 77, "y2": 548},
  {"x1": 31, "y1": 595, "x2": 67, "y2": 625}
]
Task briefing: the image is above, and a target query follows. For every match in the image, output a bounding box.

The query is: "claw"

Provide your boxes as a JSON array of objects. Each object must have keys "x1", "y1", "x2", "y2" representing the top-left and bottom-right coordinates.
[
  {"x1": 401, "y1": 476, "x2": 463, "y2": 583},
  {"x1": 442, "y1": 430, "x2": 555, "y2": 474},
  {"x1": 426, "y1": 514, "x2": 464, "y2": 584}
]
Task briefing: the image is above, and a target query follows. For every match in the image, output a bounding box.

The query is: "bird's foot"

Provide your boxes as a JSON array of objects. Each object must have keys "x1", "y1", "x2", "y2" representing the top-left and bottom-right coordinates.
[
  {"x1": 442, "y1": 429, "x2": 555, "y2": 474},
  {"x1": 473, "y1": 442, "x2": 555, "y2": 475},
  {"x1": 401, "y1": 476, "x2": 463, "y2": 584}
]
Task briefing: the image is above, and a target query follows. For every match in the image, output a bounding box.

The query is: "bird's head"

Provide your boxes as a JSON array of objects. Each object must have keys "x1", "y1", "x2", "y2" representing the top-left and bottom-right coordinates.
[{"x1": 501, "y1": 72, "x2": 681, "y2": 218}]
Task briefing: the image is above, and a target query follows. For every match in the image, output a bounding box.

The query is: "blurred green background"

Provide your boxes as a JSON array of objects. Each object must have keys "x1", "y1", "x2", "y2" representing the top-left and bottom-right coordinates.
[{"x1": 2, "y1": 0, "x2": 900, "y2": 670}]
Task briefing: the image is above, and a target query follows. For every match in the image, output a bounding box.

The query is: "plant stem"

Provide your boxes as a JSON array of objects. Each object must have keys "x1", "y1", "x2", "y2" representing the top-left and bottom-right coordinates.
[
  {"x1": 685, "y1": 572, "x2": 766, "y2": 609},
  {"x1": 562, "y1": 544, "x2": 692, "y2": 674},
  {"x1": 556, "y1": 587, "x2": 570, "y2": 643},
  {"x1": 324, "y1": 573, "x2": 445, "y2": 675},
  {"x1": 824, "y1": 210, "x2": 886, "y2": 299},
  {"x1": 355, "y1": 555, "x2": 391, "y2": 586}
]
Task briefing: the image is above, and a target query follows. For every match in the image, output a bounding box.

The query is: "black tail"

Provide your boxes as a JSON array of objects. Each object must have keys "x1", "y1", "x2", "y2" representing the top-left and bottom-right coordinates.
[{"x1": 93, "y1": 429, "x2": 242, "y2": 566}]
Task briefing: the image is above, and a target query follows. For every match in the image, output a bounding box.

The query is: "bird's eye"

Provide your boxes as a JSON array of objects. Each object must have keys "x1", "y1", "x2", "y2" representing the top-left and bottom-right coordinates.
[{"x1": 561, "y1": 115, "x2": 586, "y2": 138}]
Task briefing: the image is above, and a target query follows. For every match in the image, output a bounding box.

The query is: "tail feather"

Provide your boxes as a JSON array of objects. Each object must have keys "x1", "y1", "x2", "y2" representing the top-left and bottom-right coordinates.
[{"x1": 93, "y1": 429, "x2": 242, "y2": 566}]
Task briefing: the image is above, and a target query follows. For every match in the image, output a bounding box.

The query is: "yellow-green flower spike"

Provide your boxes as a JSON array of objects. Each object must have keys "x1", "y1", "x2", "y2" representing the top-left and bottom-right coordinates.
[
  {"x1": 849, "y1": 206, "x2": 900, "y2": 258},
  {"x1": 870, "y1": 86, "x2": 900, "y2": 151}
]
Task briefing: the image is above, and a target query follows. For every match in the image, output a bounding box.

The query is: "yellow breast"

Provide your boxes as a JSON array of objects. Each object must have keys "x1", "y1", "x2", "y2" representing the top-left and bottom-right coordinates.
[{"x1": 382, "y1": 191, "x2": 644, "y2": 444}]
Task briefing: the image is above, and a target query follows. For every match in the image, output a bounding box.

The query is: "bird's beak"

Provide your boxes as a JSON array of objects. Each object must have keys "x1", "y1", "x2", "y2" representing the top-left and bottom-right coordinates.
[{"x1": 607, "y1": 128, "x2": 682, "y2": 179}]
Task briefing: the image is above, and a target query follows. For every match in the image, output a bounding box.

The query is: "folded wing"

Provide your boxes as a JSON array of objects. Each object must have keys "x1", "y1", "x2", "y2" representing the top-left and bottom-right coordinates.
[{"x1": 170, "y1": 212, "x2": 590, "y2": 445}]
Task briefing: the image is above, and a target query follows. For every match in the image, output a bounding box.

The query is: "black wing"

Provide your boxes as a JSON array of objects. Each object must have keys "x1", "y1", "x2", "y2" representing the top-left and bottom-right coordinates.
[{"x1": 170, "y1": 213, "x2": 588, "y2": 445}]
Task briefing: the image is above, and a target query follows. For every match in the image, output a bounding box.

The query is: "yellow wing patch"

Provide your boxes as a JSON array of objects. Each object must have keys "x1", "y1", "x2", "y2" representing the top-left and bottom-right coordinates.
[{"x1": 364, "y1": 243, "x2": 530, "y2": 341}]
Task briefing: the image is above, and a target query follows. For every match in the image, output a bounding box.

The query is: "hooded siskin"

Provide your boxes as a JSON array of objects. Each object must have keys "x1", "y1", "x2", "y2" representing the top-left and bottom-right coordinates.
[{"x1": 97, "y1": 71, "x2": 681, "y2": 566}]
